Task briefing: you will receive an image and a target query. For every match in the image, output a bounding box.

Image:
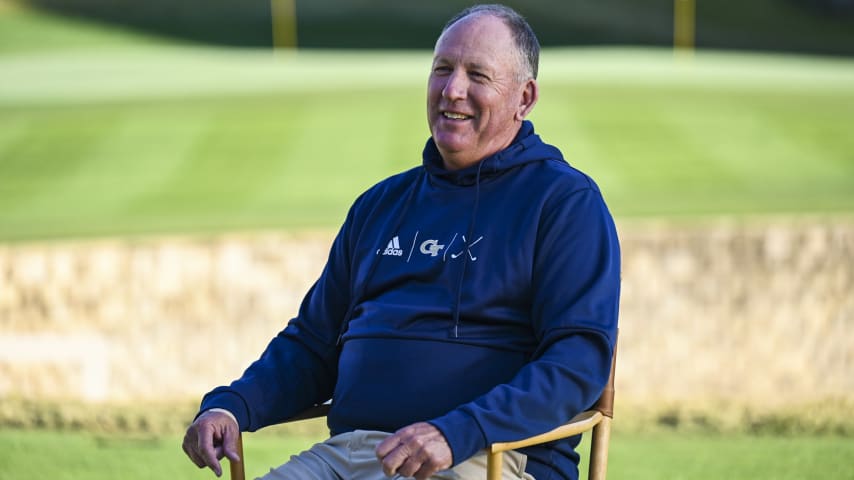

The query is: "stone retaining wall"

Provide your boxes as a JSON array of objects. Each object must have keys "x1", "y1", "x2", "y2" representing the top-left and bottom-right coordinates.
[{"x1": 1, "y1": 220, "x2": 851, "y2": 408}]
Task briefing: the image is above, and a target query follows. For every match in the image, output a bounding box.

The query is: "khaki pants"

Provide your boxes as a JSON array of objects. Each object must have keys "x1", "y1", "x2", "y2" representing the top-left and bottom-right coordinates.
[{"x1": 260, "y1": 430, "x2": 534, "y2": 480}]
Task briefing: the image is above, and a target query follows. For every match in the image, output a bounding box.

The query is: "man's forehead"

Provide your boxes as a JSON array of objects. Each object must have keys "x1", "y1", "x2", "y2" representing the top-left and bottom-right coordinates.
[
  {"x1": 432, "y1": 14, "x2": 513, "y2": 63},
  {"x1": 431, "y1": 51, "x2": 495, "y2": 70}
]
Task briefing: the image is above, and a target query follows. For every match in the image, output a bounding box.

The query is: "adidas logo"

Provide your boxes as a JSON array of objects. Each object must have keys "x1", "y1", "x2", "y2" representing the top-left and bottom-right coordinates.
[{"x1": 381, "y1": 236, "x2": 404, "y2": 257}]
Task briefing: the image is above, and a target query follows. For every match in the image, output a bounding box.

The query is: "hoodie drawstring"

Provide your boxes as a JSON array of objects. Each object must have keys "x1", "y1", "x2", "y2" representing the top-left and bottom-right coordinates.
[{"x1": 451, "y1": 159, "x2": 486, "y2": 338}]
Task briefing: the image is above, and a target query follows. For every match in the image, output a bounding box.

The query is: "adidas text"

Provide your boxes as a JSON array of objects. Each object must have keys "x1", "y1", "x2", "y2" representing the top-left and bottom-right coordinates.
[{"x1": 381, "y1": 236, "x2": 404, "y2": 257}]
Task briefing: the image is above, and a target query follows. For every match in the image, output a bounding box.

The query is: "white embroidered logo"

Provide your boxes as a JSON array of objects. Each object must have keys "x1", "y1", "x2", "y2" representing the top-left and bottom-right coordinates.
[
  {"x1": 376, "y1": 232, "x2": 483, "y2": 262},
  {"x1": 380, "y1": 236, "x2": 404, "y2": 257},
  {"x1": 419, "y1": 239, "x2": 445, "y2": 257},
  {"x1": 448, "y1": 234, "x2": 484, "y2": 261}
]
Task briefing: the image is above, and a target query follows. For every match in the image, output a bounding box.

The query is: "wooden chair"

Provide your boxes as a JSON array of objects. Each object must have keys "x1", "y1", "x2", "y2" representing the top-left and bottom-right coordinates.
[{"x1": 230, "y1": 342, "x2": 617, "y2": 480}]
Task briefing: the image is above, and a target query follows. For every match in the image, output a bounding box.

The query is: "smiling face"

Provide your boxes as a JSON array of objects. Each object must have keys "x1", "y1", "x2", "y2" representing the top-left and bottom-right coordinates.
[{"x1": 427, "y1": 14, "x2": 539, "y2": 170}]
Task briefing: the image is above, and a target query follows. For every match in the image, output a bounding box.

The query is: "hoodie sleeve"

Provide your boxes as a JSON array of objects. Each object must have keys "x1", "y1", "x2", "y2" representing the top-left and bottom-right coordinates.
[
  {"x1": 197, "y1": 206, "x2": 358, "y2": 432},
  {"x1": 428, "y1": 184, "x2": 621, "y2": 465}
]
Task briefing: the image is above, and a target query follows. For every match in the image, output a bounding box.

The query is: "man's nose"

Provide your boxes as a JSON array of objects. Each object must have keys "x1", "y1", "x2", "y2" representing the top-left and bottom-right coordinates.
[{"x1": 442, "y1": 69, "x2": 467, "y2": 101}]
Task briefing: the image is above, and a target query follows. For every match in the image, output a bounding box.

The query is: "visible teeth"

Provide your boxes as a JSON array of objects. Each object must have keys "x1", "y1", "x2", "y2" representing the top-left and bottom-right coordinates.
[{"x1": 443, "y1": 112, "x2": 469, "y2": 120}]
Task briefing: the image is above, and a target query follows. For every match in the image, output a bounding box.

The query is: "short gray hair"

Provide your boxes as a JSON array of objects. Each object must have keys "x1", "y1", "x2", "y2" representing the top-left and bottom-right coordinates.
[{"x1": 441, "y1": 4, "x2": 540, "y2": 80}]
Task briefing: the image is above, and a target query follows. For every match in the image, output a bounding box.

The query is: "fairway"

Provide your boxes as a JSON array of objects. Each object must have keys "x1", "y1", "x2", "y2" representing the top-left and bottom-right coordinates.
[
  {"x1": 1, "y1": 429, "x2": 852, "y2": 480},
  {"x1": 0, "y1": 6, "x2": 852, "y2": 480},
  {"x1": 1, "y1": 41, "x2": 853, "y2": 240}
]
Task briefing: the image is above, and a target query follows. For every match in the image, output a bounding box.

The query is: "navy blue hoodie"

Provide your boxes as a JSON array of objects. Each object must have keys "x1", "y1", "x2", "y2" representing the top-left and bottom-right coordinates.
[{"x1": 200, "y1": 121, "x2": 620, "y2": 480}]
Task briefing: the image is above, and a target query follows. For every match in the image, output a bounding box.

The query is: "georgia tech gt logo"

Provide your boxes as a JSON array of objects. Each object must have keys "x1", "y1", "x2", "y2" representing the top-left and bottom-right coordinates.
[{"x1": 419, "y1": 239, "x2": 445, "y2": 257}]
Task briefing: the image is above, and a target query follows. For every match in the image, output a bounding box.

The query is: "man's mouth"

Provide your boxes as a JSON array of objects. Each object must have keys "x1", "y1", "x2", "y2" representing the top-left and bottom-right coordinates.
[{"x1": 442, "y1": 111, "x2": 472, "y2": 120}]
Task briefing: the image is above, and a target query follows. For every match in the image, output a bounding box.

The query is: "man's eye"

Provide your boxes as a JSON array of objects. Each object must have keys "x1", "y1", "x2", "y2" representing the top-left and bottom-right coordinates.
[{"x1": 433, "y1": 66, "x2": 452, "y2": 74}]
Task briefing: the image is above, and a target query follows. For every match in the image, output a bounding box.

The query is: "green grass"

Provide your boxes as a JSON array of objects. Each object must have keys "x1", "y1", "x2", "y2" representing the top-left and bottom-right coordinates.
[
  {"x1": 1, "y1": 5, "x2": 853, "y2": 241},
  {"x1": 1, "y1": 429, "x2": 852, "y2": 480},
  {"x1": 0, "y1": 428, "x2": 318, "y2": 480},
  {"x1": 591, "y1": 432, "x2": 854, "y2": 480},
  {"x1": 0, "y1": 0, "x2": 182, "y2": 53}
]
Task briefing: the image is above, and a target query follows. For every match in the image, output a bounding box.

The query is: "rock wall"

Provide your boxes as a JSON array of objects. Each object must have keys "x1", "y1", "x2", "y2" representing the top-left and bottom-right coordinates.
[
  {"x1": 617, "y1": 219, "x2": 853, "y2": 407},
  {"x1": 0, "y1": 220, "x2": 852, "y2": 409}
]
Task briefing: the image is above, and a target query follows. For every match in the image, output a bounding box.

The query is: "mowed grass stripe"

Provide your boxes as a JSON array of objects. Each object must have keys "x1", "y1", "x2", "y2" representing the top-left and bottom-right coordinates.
[
  {"x1": 0, "y1": 107, "x2": 117, "y2": 206},
  {"x1": 1, "y1": 48, "x2": 853, "y2": 240},
  {"x1": 534, "y1": 83, "x2": 854, "y2": 216},
  {"x1": 0, "y1": 105, "x2": 214, "y2": 236},
  {"x1": 131, "y1": 89, "x2": 426, "y2": 229},
  {"x1": 132, "y1": 102, "x2": 297, "y2": 215},
  {"x1": 63, "y1": 108, "x2": 213, "y2": 219},
  {"x1": 0, "y1": 89, "x2": 430, "y2": 239},
  {"x1": 2, "y1": 47, "x2": 853, "y2": 106},
  {"x1": 537, "y1": 86, "x2": 746, "y2": 214}
]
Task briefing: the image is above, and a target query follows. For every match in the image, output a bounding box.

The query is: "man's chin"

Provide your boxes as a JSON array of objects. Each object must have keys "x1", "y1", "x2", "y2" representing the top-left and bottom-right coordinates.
[
  {"x1": 433, "y1": 133, "x2": 471, "y2": 153},
  {"x1": 435, "y1": 145, "x2": 483, "y2": 170}
]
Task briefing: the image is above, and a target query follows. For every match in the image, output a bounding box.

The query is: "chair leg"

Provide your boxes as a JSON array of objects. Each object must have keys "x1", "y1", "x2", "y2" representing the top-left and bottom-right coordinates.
[
  {"x1": 230, "y1": 433, "x2": 246, "y2": 480},
  {"x1": 587, "y1": 416, "x2": 611, "y2": 480},
  {"x1": 487, "y1": 451, "x2": 503, "y2": 480}
]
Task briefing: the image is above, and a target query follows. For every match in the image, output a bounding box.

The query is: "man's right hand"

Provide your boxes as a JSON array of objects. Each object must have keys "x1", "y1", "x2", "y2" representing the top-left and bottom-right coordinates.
[{"x1": 182, "y1": 409, "x2": 241, "y2": 477}]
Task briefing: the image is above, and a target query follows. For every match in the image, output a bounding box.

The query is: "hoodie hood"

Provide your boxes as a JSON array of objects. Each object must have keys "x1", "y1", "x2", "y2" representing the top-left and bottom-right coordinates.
[{"x1": 422, "y1": 120, "x2": 565, "y2": 186}]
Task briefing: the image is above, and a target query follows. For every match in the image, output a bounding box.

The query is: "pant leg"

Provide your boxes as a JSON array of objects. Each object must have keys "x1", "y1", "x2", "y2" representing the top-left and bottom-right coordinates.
[
  {"x1": 260, "y1": 430, "x2": 534, "y2": 480},
  {"x1": 259, "y1": 433, "x2": 346, "y2": 480},
  {"x1": 259, "y1": 430, "x2": 393, "y2": 480},
  {"x1": 434, "y1": 450, "x2": 535, "y2": 480}
]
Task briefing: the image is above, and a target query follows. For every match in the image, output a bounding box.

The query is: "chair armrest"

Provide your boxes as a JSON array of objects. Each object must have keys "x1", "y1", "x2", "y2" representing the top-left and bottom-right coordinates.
[
  {"x1": 230, "y1": 403, "x2": 331, "y2": 480},
  {"x1": 489, "y1": 410, "x2": 604, "y2": 453}
]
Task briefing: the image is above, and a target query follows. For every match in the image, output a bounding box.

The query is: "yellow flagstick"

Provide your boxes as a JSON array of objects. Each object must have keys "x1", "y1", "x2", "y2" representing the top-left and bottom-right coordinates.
[
  {"x1": 271, "y1": 0, "x2": 297, "y2": 50},
  {"x1": 674, "y1": 0, "x2": 695, "y2": 57}
]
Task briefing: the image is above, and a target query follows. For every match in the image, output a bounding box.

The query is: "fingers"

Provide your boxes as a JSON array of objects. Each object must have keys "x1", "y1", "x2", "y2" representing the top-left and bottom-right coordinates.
[
  {"x1": 222, "y1": 422, "x2": 242, "y2": 463},
  {"x1": 399, "y1": 449, "x2": 446, "y2": 480},
  {"x1": 182, "y1": 427, "x2": 207, "y2": 468},
  {"x1": 181, "y1": 410, "x2": 240, "y2": 477},
  {"x1": 375, "y1": 432, "x2": 400, "y2": 459},
  {"x1": 197, "y1": 421, "x2": 223, "y2": 476},
  {"x1": 376, "y1": 422, "x2": 453, "y2": 480}
]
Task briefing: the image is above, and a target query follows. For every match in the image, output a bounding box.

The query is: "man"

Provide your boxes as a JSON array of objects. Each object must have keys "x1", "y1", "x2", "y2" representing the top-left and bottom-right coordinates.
[{"x1": 183, "y1": 4, "x2": 620, "y2": 480}]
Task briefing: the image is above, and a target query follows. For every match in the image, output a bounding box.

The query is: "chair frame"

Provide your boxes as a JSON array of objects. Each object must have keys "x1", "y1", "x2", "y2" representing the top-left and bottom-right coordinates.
[
  {"x1": 487, "y1": 341, "x2": 617, "y2": 480},
  {"x1": 229, "y1": 341, "x2": 616, "y2": 480}
]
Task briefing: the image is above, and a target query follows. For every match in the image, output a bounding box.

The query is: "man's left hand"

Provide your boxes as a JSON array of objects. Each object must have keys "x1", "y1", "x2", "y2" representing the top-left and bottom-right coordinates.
[{"x1": 376, "y1": 422, "x2": 453, "y2": 480}]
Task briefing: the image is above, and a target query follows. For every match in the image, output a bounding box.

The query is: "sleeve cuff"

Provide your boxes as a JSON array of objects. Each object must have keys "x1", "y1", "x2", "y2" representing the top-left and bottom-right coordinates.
[
  {"x1": 199, "y1": 388, "x2": 252, "y2": 431},
  {"x1": 428, "y1": 409, "x2": 487, "y2": 467},
  {"x1": 203, "y1": 408, "x2": 238, "y2": 426}
]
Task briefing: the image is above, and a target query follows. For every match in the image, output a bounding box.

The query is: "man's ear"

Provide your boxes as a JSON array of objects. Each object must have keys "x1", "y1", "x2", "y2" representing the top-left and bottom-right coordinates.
[{"x1": 515, "y1": 79, "x2": 539, "y2": 121}]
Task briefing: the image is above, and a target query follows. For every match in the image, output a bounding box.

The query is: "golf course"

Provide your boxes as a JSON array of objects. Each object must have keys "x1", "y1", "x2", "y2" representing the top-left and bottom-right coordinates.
[
  {"x1": 1, "y1": 3, "x2": 853, "y2": 241},
  {"x1": 1, "y1": 2, "x2": 852, "y2": 479}
]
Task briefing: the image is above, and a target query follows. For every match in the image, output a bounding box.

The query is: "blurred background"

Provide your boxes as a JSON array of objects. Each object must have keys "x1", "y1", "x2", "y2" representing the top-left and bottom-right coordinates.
[
  {"x1": 0, "y1": 0, "x2": 852, "y2": 478},
  {"x1": 10, "y1": 0, "x2": 854, "y2": 53}
]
